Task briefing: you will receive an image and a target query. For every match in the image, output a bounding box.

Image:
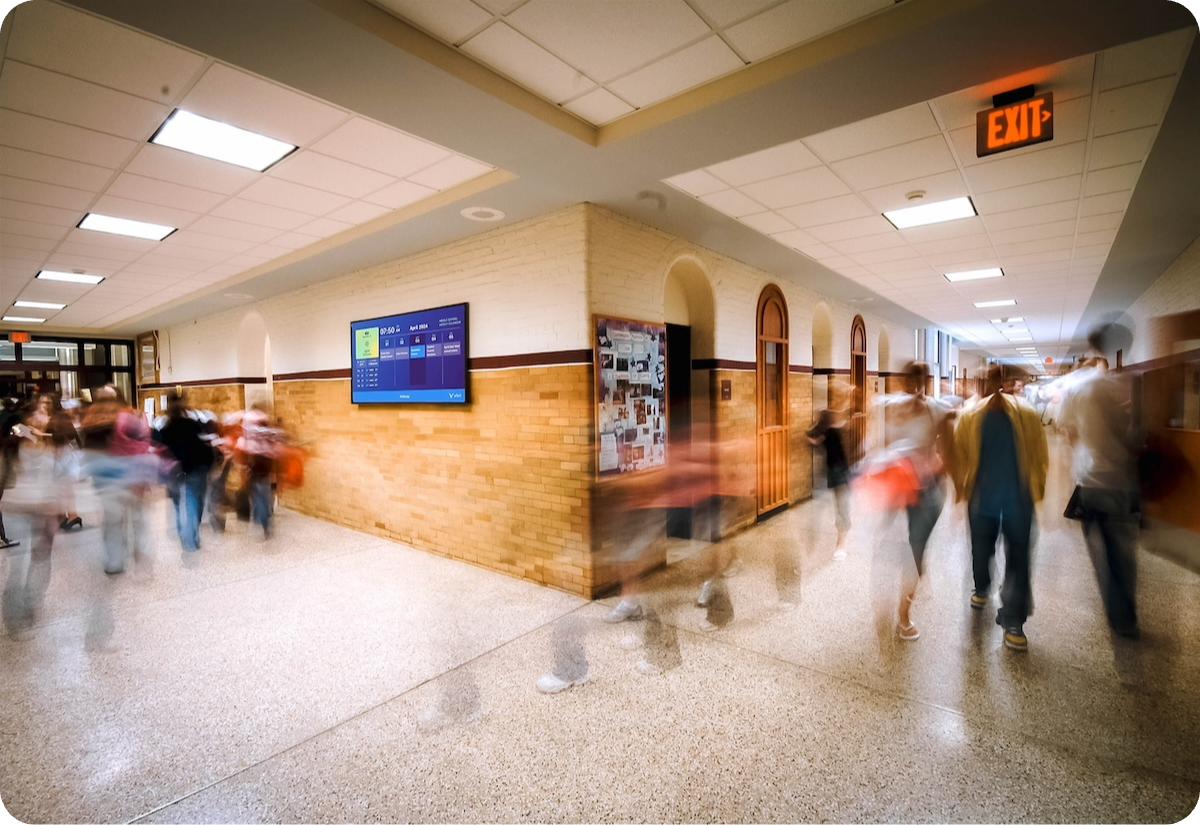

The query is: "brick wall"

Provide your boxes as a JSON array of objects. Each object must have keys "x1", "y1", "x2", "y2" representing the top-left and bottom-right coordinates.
[
  {"x1": 789, "y1": 371, "x2": 814, "y2": 504},
  {"x1": 1126, "y1": 234, "x2": 1200, "y2": 364},
  {"x1": 274, "y1": 365, "x2": 594, "y2": 595}
]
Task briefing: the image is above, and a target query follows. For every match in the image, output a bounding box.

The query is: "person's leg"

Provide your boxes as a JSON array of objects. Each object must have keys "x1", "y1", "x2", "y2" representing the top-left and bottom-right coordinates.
[
  {"x1": 250, "y1": 474, "x2": 272, "y2": 537},
  {"x1": 899, "y1": 480, "x2": 945, "y2": 633},
  {"x1": 180, "y1": 469, "x2": 205, "y2": 551},
  {"x1": 832, "y1": 483, "x2": 851, "y2": 557},
  {"x1": 997, "y1": 496, "x2": 1034, "y2": 631},
  {"x1": 1080, "y1": 487, "x2": 1139, "y2": 634},
  {"x1": 967, "y1": 503, "x2": 1000, "y2": 601},
  {"x1": 25, "y1": 514, "x2": 54, "y2": 608}
]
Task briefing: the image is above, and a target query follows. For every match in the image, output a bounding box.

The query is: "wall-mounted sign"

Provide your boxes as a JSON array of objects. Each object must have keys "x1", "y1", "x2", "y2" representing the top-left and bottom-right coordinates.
[
  {"x1": 8, "y1": 331, "x2": 31, "y2": 343},
  {"x1": 976, "y1": 92, "x2": 1053, "y2": 157}
]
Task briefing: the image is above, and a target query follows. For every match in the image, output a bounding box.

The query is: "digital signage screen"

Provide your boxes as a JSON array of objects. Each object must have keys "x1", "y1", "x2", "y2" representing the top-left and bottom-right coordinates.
[{"x1": 351, "y1": 303, "x2": 469, "y2": 404}]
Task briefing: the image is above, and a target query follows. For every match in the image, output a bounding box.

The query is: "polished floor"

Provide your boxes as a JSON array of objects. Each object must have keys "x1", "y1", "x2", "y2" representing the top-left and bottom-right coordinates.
[{"x1": 1, "y1": 438, "x2": 1199, "y2": 824}]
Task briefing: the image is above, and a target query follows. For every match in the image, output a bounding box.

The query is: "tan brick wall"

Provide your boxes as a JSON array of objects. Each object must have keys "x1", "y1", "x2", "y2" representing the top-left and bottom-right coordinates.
[
  {"x1": 711, "y1": 369, "x2": 757, "y2": 535},
  {"x1": 273, "y1": 366, "x2": 594, "y2": 596},
  {"x1": 182, "y1": 384, "x2": 247, "y2": 417},
  {"x1": 789, "y1": 371, "x2": 814, "y2": 504}
]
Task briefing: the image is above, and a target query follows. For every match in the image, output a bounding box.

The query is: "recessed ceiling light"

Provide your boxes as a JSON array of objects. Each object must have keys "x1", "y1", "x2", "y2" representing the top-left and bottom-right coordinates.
[
  {"x1": 1008, "y1": 336, "x2": 1033, "y2": 342},
  {"x1": 460, "y1": 206, "x2": 505, "y2": 222},
  {"x1": 79, "y1": 213, "x2": 175, "y2": 241},
  {"x1": 883, "y1": 196, "x2": 976, "y2": 230},
  {"x1": 974, "y1": 299, "x2": 1017, "y2": 308},
  {"x1": 37, "y1": 270, "x2": 105, "y2": 285},
  {"x1": 151, "y1": 109, "x2": 296, "y2": 172},
  {"x1": 945, "y1": 267, "x2": 1003, "y2": 282},
  {"x1": 13, "y1": 300, "x2": 66, "y2": 310},
  {"x1": 2, "y1": 315, "x2": 46, "y2": 324}
]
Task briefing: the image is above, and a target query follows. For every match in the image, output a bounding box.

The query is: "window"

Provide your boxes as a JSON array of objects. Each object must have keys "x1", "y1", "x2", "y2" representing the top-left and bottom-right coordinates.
[
  {"x1": 84, "y1": 343, "x2": 107, "y2": 366},
  {"x1": 112, "y1": 344, "x2": 131, "y2": 367},
  {"x1": 113, "y1": 372, "x2": 133, "y2": 404},
  {"x1": 21, "y1": 341, "x2": 78, "y2": 364},
  {"x1": 137, "y1": 332, "x2": 158, "y2": 385},
  {"x1": 0, "y1": 342, "x2": 14, "y2": 361}
]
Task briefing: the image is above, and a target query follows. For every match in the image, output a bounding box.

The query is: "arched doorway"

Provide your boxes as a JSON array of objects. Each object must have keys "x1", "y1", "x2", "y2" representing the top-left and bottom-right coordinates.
[
  {"x1": 757, "y1": 285, "x2": 789, "y2": 516},
  {"x1": 850, "y1": 315, "x2": 867, "y2": 463},
  {"x1": 238, "y1": 311, "x2": 273, "y2": 412}
]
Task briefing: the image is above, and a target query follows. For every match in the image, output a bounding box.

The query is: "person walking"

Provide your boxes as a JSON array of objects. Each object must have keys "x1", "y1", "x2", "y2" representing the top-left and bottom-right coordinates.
[
  {"x1": 955, "y1": 366, "x2": 1049, "y2": 651},
  {"x1": 157, "y1": 391, "x2": 216, "y2": 552},
  {"x1": 807, "y1": 379, "x2": 855, "y2": 560}
]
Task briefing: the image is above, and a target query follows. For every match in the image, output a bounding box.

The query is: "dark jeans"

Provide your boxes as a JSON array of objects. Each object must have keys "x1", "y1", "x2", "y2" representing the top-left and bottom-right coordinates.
[
  {"x1": 906, "y1": 478, "x2": 945, "y2": 575},
  {"x1": 969, "y1": 494, "x2": 1033, "y2": 628},
  {"x1": 1079, "y1": 486, "x2": 1139, "y2": 633}
]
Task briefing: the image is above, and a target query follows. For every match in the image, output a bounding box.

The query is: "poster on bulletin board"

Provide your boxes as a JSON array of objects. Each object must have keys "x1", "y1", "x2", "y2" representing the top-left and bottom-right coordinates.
[{"x1": 594, "y1": 315, "x2": 667, "y2": 478}]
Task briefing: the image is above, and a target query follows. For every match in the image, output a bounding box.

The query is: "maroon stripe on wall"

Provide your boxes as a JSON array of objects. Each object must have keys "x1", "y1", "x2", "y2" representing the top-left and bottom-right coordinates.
[
  {"x1": 812, "y1": 368, "x2": 852, "y2": 376},
  {"x1": 141, "y1": 377, "x2": 266, "y2": 389},
  {"x1": 1128, "y1": 347, "x2": 1200, "y2": 372},
  {"x1": 270, "y1": 349, "x2": 594, "y2": 383},
  {"x1": 693, "y1": 358, "x2": 756, "y2": 371},
  {"x1": 789, "y1": 365, "x2": 814, "y2": 373}
]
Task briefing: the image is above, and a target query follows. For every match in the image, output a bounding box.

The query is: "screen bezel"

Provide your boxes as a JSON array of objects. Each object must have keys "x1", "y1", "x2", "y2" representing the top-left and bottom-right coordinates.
[{"x1": 350, "y1": 302, "x2": 470, "y2": 405}]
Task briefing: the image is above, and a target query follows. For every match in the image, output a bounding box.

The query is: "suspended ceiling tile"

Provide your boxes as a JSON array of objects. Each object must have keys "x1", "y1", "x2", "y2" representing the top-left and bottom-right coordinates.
[
  {"x1": 186, "y1": 215, "x2": 282, "y2": 243},
  {"x1": 0, "y1": 233, "x2": 56, "y2": 253},
  {"x1": 996, "y1": 236, "x2": 1075, "y2": 257},
  {"x1": 136, "y1": 253, "x2": 210, "y2": 273},
  {"x1": 973, "y1": 175, "x2": 1081, "y2": 214},
  {"x1": 1083, "y1": 162, "x2": 1141, "y2": 197},
  {"x1": 325, "y1": 201, "x2": 392, "y2": 224},
  {"x1": 807, "y1": 105, "x2": 939, "y2": 167},
  {"x1": 947, "y1": 96, "x2": 1090, "y2": 168},
  {"x1": 180, "y1": 63, "x2": 350, "y2": 147},
  {"x1": 608, "y1": 36, "x2": 743, "y2": 109},
  {"x1": 0, "y1": 146, "x2": 114, "y2": 192},
  {"x1": 269, "y1": 153, "x2": 396, "y2": 199},
  {"x1": 980, "y1": 200, "x2": 1079, "y2": 232},
  {"x1": 157, "y1": 230, "x2": 256, "y2": 254},
  {"x1": 1075, "y1": 228, "x2": 1119, "y2": 248},
  {"x1": 105, "y1": 172, "x2": 228, "y2": 213},
  {"x1": 55, "y1": 241, "x2": 145, "y2": 264},
  {"x1": 990, "y1": 219, "x2": 1078, "y2": 246},
  {"x1": 911, "y1": 233, "x2": 994, "y2": 257},
  {"x1": 1094, "y1": 76, "x2": 1176, "y2": 136},
  {"x1": 1000, "y1": 248, "x2": 1073, "y2": 267},
  {"x1": 562, "y1": 88, "x2": 635, "y2": 124},
  {"x1": 1076, "y1": 212, "x2": 1123, "y2": 233},
  {"x1": 740, "y1": 166, "x2": 850, "y2": 210},
  {"x1": 294, "y1": 216, "x2": 356, "y2": 239},
  {"x1": 238, "y1": 177, "x2": 353, "y2": 217},
  {"x1": 507, "y1": 0, "x2": 709, "y2": 83},
  {"x1": 858, "y1": 169, "x2": 969, "y2": 214},
  {"x1": 828, "y1": 232, "x2": 909, "y2": 255},
  {"x1": 924, "y1": 249, "x2": 998, "y2": 270},
  {"x1": 407, "y1": 154, "x2": 494, "y2": 190},
  {"x1": 371, "y1": 0, "x2": 493, "y2": 45},
  {"x1": 699, "y1": 188, "x2": 765, "y2": 218},
  {"x1": 724, "y1": 0, "x2": 892, "y2": 63},
  {"x1": 897, "y1": 216, "x2": 986, "y2": 245},
  {"x1": 124, "y1": 144, "x2": 258, "y2": 195},
  {"x1": 931, "y1": 53, "x2": 1096, "y2": 132},
  {"x1": 461, "y1": 22, "x2": 597, "y2": 104},
  {"x1": 1080, "y1": 190, "x2": 1130, "y2": 216},
  {"x1": 0, "y1": 218, "x2": 69, "y2": 241},
  {"x1": 358, "y1": 180, "x2": 435, "y2": 210},
  {"x1": 707, "y1": 139, "x2": 822, "y2": 188},
  {"x1": 0, "y1": 198, "x2": 81, "y2": 227},
  {"x1": 853, "y1": 246, "x2": 923, "y2": 268},
  {"x1": 738, "y1": 211, "x2": 796, "y2": 235},
  {"x1": 769, "y1": 229, "x2": 819, "y2": 250},
  {"x1": 1097, "y1": 28, "x2": 1194, "y2": 91},
  {"x1": 0, "y1": 176, "x2": 95, "y2": 212},
  {"x1": 209, "y1": 198, "x2": 314, "y2": 232},
  {"x1": 152, "y1": 240, "x2": 234, "y2": 265},
  {"x1": 0, "y1": 61, "x2": 169, "y2": 141},
  {"x1": 775, "y1": 193, "x2": 873, "y2": 228},
  {"x1": 963, "y1": 141, "x2": 1086, "y2": 195},
  {"x1": 311, "y1": 118, "x2": 454, "y2": 180},
  {"x1": 664, "y1": 169, "x2": 727, "y2": 197},
  {"x1": 831, "y1": 135, "x2": 956, "y2": 191},
  {"x1": 246, "y1": 243, "x2": 296, "y2": 261},
  {"x1": 806, "y1": 215, "x2": 893, "y2": 243},
  {"x1": 6, "y1": 0, "x2": 206, "y2": 103},
  {"x1": 1088, "y1": 127, "x2": 1156, "y2": 171},
  {"x1": 0, "y1": 109, "x2": 139, "y2": 168},
  {"x1": 88, "y1": 193, "x2": 199, "y2": 230}
]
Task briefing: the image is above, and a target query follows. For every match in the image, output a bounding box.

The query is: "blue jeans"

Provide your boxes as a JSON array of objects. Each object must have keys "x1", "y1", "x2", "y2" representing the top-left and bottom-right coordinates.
[
  {"x1": 905, "y1": 478, "x2": 945, "y2": 575},
  {"x1": 1079, "y1": 486, "x2": 1139, "y2": 633},
  {"x1": 176, "y1": 468, "x2": 208, "y2": 551},
  {"x1": 969, "y1": 494, "x2": 1034, "y2": 627},
  {"x1": 250, "y1": 475, "x2": 273, "y2": 536}
]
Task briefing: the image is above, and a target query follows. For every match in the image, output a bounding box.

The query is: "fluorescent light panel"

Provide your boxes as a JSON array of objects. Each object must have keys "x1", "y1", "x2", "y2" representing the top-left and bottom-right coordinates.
[
  {"x1": 151, "y1": 109, "x2": 296, "y2": 171},
  {"x1": 883, "y1": 196, "x2": 976, "y2": 230},
  {"x1": 79, "y1": 213, "x2": 175, "y2": 241},
  {"x1": 945, "y1": 267, "x2": 1003, "y2": 283},
  {"x1": 37, "y1": 270, "x2": 105, "y2": 285},
  {"x1": 3, "y1": 315, "x2": 46, "y2": 323},
  {"x1": 974, "y1": 299, "x2": 1017, "y2": 308},
  {"x1": 13, "y1": 300, "x2": 65, "y2": 310}
]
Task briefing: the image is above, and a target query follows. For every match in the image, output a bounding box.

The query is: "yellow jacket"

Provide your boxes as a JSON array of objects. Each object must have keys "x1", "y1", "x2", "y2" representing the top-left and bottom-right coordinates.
[{"x1": 954, "y1": 393, "x2": 1049, "y2": 504}]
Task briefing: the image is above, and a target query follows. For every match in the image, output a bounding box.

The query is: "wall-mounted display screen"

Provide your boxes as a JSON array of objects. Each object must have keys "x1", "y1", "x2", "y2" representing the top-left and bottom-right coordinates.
[{"x1": 351, "y1": 303, "x2": 469, "y2": 404}]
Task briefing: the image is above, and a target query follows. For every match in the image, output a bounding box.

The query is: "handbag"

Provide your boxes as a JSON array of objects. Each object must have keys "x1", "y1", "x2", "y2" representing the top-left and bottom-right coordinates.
[
  {"x1": 1063, "y1": 485, "x2": 1085, "y2": 520},
  {"x1": 856, "y1": 456, "x2": 921, "y2": 510}
]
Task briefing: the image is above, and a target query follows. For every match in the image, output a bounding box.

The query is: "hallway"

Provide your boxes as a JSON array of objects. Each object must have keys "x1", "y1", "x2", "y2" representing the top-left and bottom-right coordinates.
[{"x1": 1, "y1": 438, "x2": 1198, "y2": 823}]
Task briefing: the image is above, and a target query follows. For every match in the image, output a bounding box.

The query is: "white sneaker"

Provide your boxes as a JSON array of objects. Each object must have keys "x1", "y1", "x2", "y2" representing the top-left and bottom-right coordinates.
[
  {"x1": 722, "y1": 558, "x2": 744, "y2": 578},
  {"x1": 832, "y1": 549, "x2": 847, "y2": 561},
  {"x1": 698, "y1": 618, "x2": 720, "y2": 632},
  {"x1": 696, "y1": 580, "x2": 714, "y2": 607},
  {"x1": 536, "y1": 672, "x2": 589, "y2": 694},
  {"x1": 635, "y1": 659, "x2": 663, "y2": 676},
  {"x1": 619, "y1": 634, "x2": 644, "y2": 651},
  {"x1": 603, "y1": 599, "x2": 643, "y2": 623},
  {"x1": 775, "y1": 600, "x2": 797, "y2": 612}
]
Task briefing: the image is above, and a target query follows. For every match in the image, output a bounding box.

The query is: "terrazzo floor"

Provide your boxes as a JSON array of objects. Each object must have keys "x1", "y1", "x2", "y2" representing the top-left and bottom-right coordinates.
[{"x1": 1, "y1": 436, "x2": 1198, "y2": 824}]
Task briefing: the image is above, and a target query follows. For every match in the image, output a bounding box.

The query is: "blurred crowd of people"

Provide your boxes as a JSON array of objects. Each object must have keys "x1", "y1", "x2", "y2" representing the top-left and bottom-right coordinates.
[{"x1": 1, "y1": 387, "x2": 297, "y2": 632}]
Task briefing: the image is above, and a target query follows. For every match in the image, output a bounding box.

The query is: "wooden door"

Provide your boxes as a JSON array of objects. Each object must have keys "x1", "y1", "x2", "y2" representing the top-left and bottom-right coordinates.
[
  {"x1": 757, "y1": 286, "x2": 789, "y2": 515},
  {"x1": 850, "y1": 315, "x2": 867, "y2": 463}
]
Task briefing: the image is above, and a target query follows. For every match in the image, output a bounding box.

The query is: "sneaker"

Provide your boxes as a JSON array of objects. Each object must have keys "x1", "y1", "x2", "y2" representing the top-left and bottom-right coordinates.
[
  {"x1": 832, "y1": 549, "x2": 847, "y2": 561},
  {"x1": 618, "y1": 634, "x2": 644, "y2": 651},
  {"x1": 602, "y1": 599, "x2": 643, "y2": 623},
  {"x1": 970, "y1": 592, "x2": 988, "y2": 610},
  {"x1": 722, "y1": 558, "x2": 744, "y2": 578},
  {"x1": 1003, "y1": 626, "x2": 1028, "y2": 651},
  {"x1": 775, "y1": 600, "x2": 798, "y2": 612},
  {"x1": 635, "y1": 659, "x2": 663, "y2": 676},
  {"x1": 898, "y1": 622, "x2": 920, "y2": 641},
  {"x1": 535, "y1": 672, "x2": 589, "y2": 694},
  {"x1": 696, "y1": 580, "x2": 714, "y2": 607},
  {"x1": 0, "y1": 538, "x2": 19, "y2": 549}
]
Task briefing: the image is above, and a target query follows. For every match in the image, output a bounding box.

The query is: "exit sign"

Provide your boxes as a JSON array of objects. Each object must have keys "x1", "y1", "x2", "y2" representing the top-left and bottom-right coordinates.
[
  {"x1": 976, "y1": 92, "x2": 1054, "y2": 157},
  {"x1": 8, "y1": 331, "x2": 31, "y2": 343}
]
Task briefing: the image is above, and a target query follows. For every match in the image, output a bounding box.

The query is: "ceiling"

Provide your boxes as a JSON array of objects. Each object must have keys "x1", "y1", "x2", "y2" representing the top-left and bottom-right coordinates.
[{"x1": 1, "y1": 0, "x2": 1198, "y2": 373}]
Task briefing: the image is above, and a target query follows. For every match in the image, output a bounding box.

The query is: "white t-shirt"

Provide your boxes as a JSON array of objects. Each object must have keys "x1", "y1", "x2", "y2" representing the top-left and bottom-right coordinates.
[
  {"x1": 1058, "y1": 367, "x2": 1136, "y2": 489},
  {"x1": 877, "y1": 392, "x2": 949, "y2": 480}
]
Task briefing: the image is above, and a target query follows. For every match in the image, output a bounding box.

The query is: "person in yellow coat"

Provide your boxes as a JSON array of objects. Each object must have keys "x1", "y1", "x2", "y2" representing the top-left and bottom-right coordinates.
[{"x1": 955, "y1": 366, "x2": 1049, "y2": 652}]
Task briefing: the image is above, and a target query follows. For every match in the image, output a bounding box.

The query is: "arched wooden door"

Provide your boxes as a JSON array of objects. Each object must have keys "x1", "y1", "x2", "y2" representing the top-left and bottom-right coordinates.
[
  {"x1": 757, "y1": 286, "x2": 789, "y2": 515},
  {"x1": 850, "y1": 315, "x2": 867, "y2": 460}
]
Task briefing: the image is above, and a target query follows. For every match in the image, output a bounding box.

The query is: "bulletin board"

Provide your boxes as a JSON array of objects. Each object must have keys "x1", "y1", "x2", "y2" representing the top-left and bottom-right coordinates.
[{"x1": 594, "y1": 315, "x2": 667, "y2": 478}]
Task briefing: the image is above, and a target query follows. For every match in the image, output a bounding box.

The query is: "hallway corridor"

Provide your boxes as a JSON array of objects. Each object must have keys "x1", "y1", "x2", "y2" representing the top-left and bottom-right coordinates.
[{"x1": 1, "y1": 437, "x2": 1198, "y2": 823}]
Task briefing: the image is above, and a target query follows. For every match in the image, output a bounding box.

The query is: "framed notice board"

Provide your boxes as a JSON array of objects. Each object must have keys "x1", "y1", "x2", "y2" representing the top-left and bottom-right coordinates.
[{"x1": 594, "y1": 315, "x2": 667, "y2": 478}]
